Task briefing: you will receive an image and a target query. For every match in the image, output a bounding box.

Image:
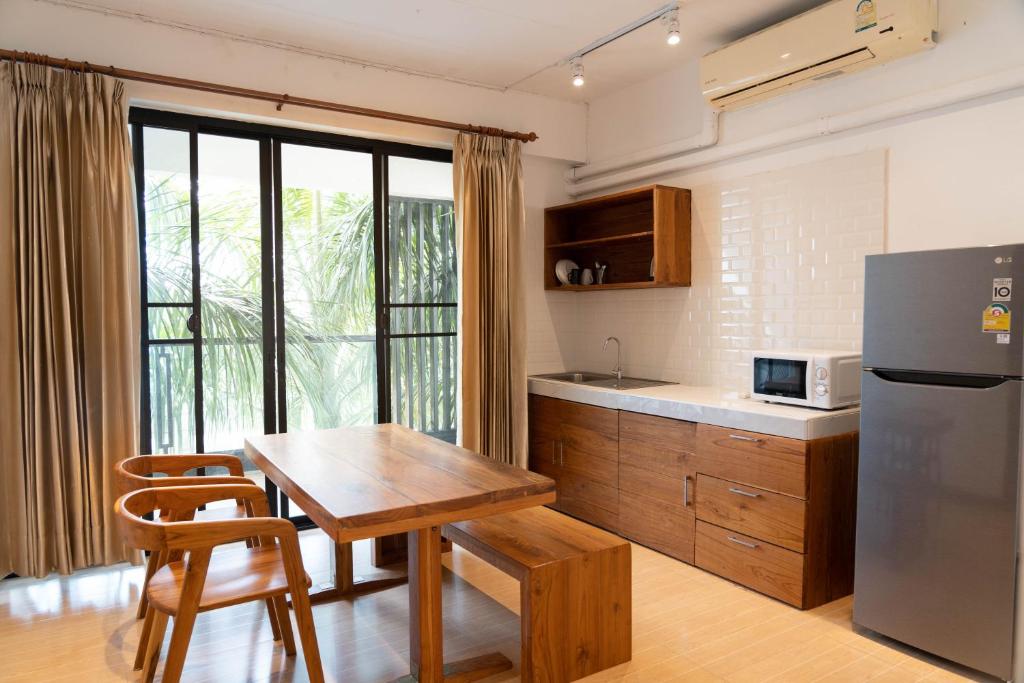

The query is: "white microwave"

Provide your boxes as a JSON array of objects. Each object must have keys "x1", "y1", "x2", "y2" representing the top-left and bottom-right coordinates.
[{"x1": 751, "y1": 350, "x2": 862, "y2": 410}]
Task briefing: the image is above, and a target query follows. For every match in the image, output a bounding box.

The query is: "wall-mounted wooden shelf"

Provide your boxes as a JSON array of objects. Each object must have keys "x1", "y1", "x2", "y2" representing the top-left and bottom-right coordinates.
[
  {"x1": 544, "y1": 185, "x2": 691, "y2": 291},
  {"x1": 553, "y1": 281, "x2": 668, "y2": 292},
  {"x1": 546, "y1": 230, "x2": 654, "y2": 250}
]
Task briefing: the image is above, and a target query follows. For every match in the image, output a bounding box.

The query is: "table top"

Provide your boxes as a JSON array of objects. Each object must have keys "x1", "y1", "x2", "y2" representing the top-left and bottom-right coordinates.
[{"x1": 245, "y1": 424, "x2": 556, "y2": 542}]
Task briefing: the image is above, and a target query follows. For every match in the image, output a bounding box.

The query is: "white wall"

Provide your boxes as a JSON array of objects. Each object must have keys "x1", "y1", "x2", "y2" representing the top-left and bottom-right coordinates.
[
  {"x1": 523, "y1": 156, "x2": 577, "y2": 374},
  {"x1": 571, "y1": 150, "x2": 886, "y2": 390}
]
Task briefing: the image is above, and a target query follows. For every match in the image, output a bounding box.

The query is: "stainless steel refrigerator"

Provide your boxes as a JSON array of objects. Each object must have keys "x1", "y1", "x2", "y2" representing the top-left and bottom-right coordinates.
[{"x1": 855, "y1": 244, "x2": 1024, "y2": 680}]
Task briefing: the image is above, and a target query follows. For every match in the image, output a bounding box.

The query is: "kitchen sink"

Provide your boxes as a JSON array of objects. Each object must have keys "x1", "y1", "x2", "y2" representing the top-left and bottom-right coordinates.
[{"x1": 533, "y1": 371, "x2": 676, "y2": 390}]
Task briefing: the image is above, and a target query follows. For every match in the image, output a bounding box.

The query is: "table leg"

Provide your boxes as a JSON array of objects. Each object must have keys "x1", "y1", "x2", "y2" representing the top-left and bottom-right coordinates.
[
  {"x1": 302, "y1": 539, "x2": 408, "y2": 606},
  {"x1": 395, "y1": 526, "x2": 513, "y2": 683},
  {"x1": 410, "y1": 526, "x2": 444, "y2": 682}
]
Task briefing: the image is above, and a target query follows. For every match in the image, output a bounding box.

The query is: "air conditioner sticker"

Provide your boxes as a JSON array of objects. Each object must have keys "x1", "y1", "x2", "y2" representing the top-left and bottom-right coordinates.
[
  {"x1": 993, "y1": 278, "x2": 1013, "y2": 301},
  {"x1": 983, "y1": 303, "x2": 1012, "y2": 333},
  {"x1": 855, "y1": 0, "x2": 878, "y2": 33}
]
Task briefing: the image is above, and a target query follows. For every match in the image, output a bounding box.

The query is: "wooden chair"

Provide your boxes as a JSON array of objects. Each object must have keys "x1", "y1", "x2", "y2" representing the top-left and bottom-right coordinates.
[
  {"x1": 115, "y1": 454, "x2": 257, "y2": 627},
  {"x1": 116, "y1": 483, "x2": 324, "y2": 683}
]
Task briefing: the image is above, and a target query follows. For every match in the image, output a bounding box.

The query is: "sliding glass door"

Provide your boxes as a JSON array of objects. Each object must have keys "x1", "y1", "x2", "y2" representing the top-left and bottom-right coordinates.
[{"x1": 132, "y1": 109, "x2": 455, "y2": 522}]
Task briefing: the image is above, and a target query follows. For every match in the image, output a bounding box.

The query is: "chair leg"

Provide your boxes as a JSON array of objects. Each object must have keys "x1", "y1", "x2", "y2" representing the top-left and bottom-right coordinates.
[
  {"x1": 134, "y1": 601, "x2": 157, "y2": 670},
  {"x1": 265, "y1": 598, "x2": 282, "y2": 641},
  {"x1": 281, "y1": 537, "x2": 325, "y2": 683},
  {"x1": 161, "y1": 548, "x2": 211, "y2": 683},
  {"x1": 272, "y1": 595, "x2": 296, "y2": 656},
  {"x1": 136, "y1": 550, "x2": 161, "y2": 620},
  {"x1": 141, "y1": 610, "x2": 169, "y2": 683}
]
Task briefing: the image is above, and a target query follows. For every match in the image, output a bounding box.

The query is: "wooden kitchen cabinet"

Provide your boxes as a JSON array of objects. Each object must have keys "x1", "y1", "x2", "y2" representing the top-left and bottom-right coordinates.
[
  {"x1": 694, "y1": 424, "x2": 858, "y2": 609},
  {"x1": 618, "y1": 411, "x2": 697, "y2": 564},
  {"x1": 544, "y1": 185, "x2": 691, "y2": 291},
  {"x1": 527, "y1": 395, "x2": 619, "y2": 531},
  {"x1": 527, "y1": 394, "x2": 858, "y2": 609}
]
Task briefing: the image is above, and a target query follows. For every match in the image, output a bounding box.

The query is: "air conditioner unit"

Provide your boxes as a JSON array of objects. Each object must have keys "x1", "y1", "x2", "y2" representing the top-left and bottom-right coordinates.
[{"x1": 701, "y1": 0, "x2": 937, "y2": 111}]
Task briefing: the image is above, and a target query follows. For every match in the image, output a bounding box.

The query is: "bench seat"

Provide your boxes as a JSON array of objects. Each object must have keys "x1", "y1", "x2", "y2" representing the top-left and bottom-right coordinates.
[{"x1": 444, "y1": 506, "x2": 631, "y2": 682}]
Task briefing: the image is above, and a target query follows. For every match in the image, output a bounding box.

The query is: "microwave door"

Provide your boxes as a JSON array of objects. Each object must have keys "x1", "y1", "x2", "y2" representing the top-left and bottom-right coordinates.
[{"x1": 755, "y1": 358, "x2": 808, "y2": 400}]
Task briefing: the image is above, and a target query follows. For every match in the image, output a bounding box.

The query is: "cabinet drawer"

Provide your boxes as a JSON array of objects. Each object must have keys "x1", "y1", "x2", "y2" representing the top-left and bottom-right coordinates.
[
  {"x1": 695, "y1": 521, "x2": 804, "y2": 607},
  {"x1": 696, "y1": 424, "x2": 807, "y2": 498},
  {"x1": 696, "y1": 475, "x2": 805, "y2": 552},
  {"x1": 619, "y1": 490, "x2": 694, "y2": 564}
]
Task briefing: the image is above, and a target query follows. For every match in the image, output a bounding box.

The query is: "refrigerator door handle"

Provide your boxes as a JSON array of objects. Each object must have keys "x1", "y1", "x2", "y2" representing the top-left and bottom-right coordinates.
[{"x1": 868, "y1": 368, "x2": 1010, "y2": 389}]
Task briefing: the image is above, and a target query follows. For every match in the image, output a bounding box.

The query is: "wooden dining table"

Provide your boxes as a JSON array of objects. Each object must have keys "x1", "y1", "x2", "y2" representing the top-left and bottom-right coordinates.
[{"x1": 245, "y1": 423, "x2": 556, "y2": 683}]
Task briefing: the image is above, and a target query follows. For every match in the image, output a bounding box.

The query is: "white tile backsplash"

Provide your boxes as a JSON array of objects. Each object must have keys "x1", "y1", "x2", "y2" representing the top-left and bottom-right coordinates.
[{"x1": 553, "y1": 150, "x2": 886, "y2": 392}]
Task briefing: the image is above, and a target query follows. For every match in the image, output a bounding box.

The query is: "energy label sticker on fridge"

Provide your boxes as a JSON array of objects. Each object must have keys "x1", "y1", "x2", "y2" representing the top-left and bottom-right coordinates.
[
  {"x1": 993, "y1": 277, "x2": 1013, "y2": 301},
  {"x1": 997, "y1": 334, "x2": 1011, "y2": 345},
  {"x1": 982, "y1": 303, "x2": 1012, "y2": 333}
]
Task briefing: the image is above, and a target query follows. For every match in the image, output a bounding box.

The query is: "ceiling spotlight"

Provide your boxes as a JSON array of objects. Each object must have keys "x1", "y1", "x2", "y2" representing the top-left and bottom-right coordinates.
[
  {"x1": 571, "y1": 59, "x2": 585, "y2": 87},
  {"x1": 664, "y1": 9, "x2": 681, "y2": 45}
]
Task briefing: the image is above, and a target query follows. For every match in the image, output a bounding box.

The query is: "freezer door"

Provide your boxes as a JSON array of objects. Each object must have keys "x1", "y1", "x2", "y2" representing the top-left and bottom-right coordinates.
[
  {"x1": 863, "y1": 244, "x2": 1024, "y2": 377},
  {"x1": 854, "y1": 371, "x2": 1023, "y2": 680}
]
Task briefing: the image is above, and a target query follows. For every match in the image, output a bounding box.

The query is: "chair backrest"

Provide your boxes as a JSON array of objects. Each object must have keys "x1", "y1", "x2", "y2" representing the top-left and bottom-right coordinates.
[
  {"x1": 116, "y1": 454, "x2": 248, "y2": 495},
  {"x1": 115, "y1": 484, "x2": 286, "y2": 553}
]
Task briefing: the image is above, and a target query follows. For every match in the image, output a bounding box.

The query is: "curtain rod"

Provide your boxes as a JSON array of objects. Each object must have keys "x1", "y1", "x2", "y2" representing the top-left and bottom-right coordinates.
[{"x1": 0, "y1": 49, "x2": 539, "y2": 143}]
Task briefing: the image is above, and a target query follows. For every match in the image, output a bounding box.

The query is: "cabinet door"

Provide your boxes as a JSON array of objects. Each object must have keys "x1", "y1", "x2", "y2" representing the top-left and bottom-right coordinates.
[
  {"x1": 618, "y1": 411, "x2": 697, "y2": 563},
  {"x1": 528, "y1": 395, "x2": 562, "y2": 476},
  {"x1": 528, "y1": 395, "x2": 564, "y2": 511},
  {"x1": 557, "y1": 400, "x2": 619, "y2": 523}
]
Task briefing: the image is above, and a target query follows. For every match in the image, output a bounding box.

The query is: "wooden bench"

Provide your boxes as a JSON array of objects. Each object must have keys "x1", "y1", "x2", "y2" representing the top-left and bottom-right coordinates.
[{"x1": 443, "y1": 506, "x2": 632, "y2": 682}]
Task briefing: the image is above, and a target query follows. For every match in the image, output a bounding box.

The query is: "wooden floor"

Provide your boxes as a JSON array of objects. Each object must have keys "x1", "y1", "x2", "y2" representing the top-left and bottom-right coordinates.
[{"x1": 0, "y1": 526, "x2": 992, "y2": 682}]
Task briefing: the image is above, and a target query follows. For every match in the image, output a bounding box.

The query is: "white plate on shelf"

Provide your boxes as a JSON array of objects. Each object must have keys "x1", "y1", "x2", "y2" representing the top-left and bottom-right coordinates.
[{"x1": 555, "y1": 259, "x2": 578, "y2": 285}]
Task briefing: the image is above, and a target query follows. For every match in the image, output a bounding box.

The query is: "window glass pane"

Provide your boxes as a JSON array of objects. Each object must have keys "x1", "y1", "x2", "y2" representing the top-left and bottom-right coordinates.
[
  {"x1": 389, "y1": 306, "x2": 456, "y2": 335},
  {"x1": 197, "y1": 133, "x2": 264, "y2": 453},
  {"x1": 388, "y1": 158, "x2": 456, "y2": 305},
  {"x1": 143, "y1": 127, "x2": 192, "y2": 304},
  {"x1": 389, "y1": 336, "x2": 456, "y2": 443},
  {"x1": 148, "y1": 344, "x2": 196, "y2": 453},
  {"x1": 148, "y1": 306, "x2": 191, "y2": 340},
  {"x1": 280, "y1": 143, "x2": 377, "y2": 432}
]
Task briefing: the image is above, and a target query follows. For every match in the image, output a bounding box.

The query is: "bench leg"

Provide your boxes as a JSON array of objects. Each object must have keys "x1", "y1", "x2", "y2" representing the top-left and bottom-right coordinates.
[{"x1": 522, "y1": 546, "x2": 632, "y2": 683}]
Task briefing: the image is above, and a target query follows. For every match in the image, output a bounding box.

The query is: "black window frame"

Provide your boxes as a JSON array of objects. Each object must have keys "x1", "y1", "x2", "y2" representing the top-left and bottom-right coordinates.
[{"x1": 131, "y1": 107, "x2": 455, "y2": 527}]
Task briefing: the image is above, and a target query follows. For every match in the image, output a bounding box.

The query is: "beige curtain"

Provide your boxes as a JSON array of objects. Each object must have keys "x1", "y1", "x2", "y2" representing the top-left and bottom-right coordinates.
[
  {"x1": 0, "y1": 62, "x2": 140, "y2": 578},
  {"x1": 453, "y1": 133, "x2": 527, "y2": 467}
]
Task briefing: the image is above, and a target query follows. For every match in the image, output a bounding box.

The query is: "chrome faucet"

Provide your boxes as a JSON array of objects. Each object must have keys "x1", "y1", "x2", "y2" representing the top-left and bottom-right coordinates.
[{"x1": 603, "y1": 336, "x2": 623, "y2": 381}]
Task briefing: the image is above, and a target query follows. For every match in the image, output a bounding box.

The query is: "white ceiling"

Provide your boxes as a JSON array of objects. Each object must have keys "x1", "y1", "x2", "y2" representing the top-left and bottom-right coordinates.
[{"x1": 53, "y1": 0, "x2": 826, "y2": 102}]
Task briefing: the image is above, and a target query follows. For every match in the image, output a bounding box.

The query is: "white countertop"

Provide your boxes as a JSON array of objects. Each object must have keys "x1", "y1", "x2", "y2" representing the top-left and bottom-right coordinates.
[{"x1": 528, "y1": 377, "x2": 860, "y2": 440}]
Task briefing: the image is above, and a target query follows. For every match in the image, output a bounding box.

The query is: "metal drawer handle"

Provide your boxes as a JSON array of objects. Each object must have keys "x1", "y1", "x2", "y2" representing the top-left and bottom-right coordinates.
[
  {"x1": 559, "y1": 440, "x2": 564, "y2": 466},
  {"x1": 551, "y1": 441, "x2": 557, "y2": 465},
  {"x1": 728, "y1": 487, "x2": 761, "y2": 499},
  {"x1": 729, "y1": 434, "x2": 764, "y2": 443},
  {"x1": 727, "y1": 536, "x2": 759, "y2": 550},
  {"x1": 682, "y1": 475, "x2": 690, "y2": 507}
]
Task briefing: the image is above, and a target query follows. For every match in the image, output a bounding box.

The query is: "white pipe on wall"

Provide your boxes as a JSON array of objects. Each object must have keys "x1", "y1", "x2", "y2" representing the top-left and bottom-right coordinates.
[
  {"x1": 565, "y1": 65, "x2": 1024, "y2": 197},
  {"x1": 566, "y1": 108, "x2": 719, "y2": 182}
]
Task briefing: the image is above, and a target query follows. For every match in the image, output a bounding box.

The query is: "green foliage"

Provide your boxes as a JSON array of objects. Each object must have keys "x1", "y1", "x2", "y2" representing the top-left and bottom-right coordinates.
[{"x1": 143, "y1": 169, "x2": 457, "y2": 453}]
